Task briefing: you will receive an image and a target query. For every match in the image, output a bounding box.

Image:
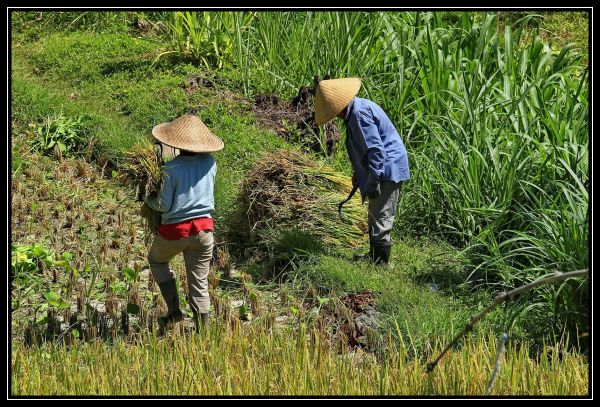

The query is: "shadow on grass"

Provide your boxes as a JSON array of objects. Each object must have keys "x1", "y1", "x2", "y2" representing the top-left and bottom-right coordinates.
[{"x1": 99, "y1": 56, "x2": 174, "y2": 76}]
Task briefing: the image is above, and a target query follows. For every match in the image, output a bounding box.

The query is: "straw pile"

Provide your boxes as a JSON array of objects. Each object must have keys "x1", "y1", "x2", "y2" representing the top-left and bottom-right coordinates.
[{"x1": 238, "y1": 150, "x2": 367, "y2": 255}]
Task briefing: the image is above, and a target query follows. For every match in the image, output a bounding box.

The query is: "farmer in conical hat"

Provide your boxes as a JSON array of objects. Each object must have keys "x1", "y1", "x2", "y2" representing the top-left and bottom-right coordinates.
[
  {"x1": 144, "y1": 114, "x2": 224, "y2": 333},
  {"x1": 315, "y1": 78, "x2": 410, "y2": 265}
]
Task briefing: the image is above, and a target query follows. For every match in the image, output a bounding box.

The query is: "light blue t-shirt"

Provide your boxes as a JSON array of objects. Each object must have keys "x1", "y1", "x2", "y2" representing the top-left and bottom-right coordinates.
[{"x1": 145, "y1": 153, "x2": 216, "y2": 225}]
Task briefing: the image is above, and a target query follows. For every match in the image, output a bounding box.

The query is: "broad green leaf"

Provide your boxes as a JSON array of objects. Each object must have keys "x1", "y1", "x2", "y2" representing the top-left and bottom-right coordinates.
[
  {"x1": 44, "y1": 291, "x2": 60, "y2": 302},
  {"x1": 31, "y1": 246, "x2": 46, "y2": 257},
  {"x1": 122, "y1": 267, "x2": 137, "y2": 281},
  {"x1": 58, "y1": 302, "x2": 71, "y2": 310}
]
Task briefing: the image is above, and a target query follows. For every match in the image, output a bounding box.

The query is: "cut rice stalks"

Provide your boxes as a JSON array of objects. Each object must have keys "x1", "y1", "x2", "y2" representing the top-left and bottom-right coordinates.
[
  {"x1": 239, "y1": 150, "x2": 367, "y2": 255},
  {"x1": 119, "y1": 139, "x2": 169, "y2": 241}
]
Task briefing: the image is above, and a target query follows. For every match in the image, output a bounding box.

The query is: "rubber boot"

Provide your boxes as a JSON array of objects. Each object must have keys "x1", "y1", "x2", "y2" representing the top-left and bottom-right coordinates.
[
  {"x1": 352, "y1": 241, "x2": 373, "y2": 261},
  {"x1": 157, "y1": 279, "x2": 183, "y2": 324},
  {"x1": 193, "y1": 312, "x2": 210, "y2": 335},
  {"x1": 372, "y1": 244, "x2": 392, "y2": 266}
]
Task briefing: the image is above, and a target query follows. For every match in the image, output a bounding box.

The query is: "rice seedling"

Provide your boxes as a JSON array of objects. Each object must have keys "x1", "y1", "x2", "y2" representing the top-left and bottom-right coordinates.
[{"x1": 234, "y1": 149, "x2": 367, "y2": 258}]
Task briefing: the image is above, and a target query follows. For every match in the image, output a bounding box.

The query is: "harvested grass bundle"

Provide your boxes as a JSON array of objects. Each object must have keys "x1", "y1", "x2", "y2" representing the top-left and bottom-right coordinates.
[
  {"x1": 239, "y1": 150, "x2": 367, "y2": 255},
  {"x1": 119, "y1": 139, "x2": 167, "y2": 238}
]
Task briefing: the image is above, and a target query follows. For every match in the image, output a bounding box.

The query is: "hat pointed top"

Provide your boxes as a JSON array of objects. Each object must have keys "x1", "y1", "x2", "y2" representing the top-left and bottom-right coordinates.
[{"x1": 315, "y1": 78, "x2": 362, "y2": 125}]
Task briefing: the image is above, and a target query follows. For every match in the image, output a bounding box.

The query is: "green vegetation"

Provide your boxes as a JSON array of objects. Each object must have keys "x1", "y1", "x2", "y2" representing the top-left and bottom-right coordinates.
[
  {"x1": 11, "y1": 327, "x2": 587, "y2": 396},
  {"x1": 10, "y1": 10, "x2": 589, "y2": 396},
  {"x1": 224, "y1": 10, "x2": 589, "y2": 343},
  {"x1": 30, "y1": 112, "x2": 91, "y2": 157}
]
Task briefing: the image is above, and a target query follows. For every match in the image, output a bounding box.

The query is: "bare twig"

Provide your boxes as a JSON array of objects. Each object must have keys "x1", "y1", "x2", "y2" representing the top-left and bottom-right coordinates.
[
  {"x1": 426, "y1": 269, "x2": 588, "y2": 373},
  {"x1": 486, "y1": 332, "x2": 509, "y2": 394}
]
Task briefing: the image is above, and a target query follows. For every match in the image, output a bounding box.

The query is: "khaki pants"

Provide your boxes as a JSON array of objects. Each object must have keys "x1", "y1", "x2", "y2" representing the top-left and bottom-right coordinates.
[
  {"x1": 148, "y1": 231, "x2": 214, "y2": 314},
  {"x1": 367, "y1": 181, "x2": 402, "y2": 246}
]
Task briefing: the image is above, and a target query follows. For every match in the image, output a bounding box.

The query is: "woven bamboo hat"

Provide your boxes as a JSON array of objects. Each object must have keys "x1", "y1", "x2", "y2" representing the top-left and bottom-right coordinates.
[
  {"x1": 315, "y1": 77, "x2": 362, "y2": 125},
  {"x1": 151, "y1": 114, "x2": 224, "y2": 153}
]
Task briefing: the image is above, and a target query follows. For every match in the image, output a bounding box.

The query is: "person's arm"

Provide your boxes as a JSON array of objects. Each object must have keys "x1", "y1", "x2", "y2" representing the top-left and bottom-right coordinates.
[
  {"x1": 144, "y1": 168, "x2": 174, "y2": 213},
  {"x1": 354, "y1": 111, "x2": 385, "y2": 195}
]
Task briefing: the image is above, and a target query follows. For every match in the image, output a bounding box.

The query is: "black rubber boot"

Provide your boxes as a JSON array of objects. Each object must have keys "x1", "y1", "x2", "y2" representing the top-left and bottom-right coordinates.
[
  {"x1": 352, "y1": 241, "x2": 373, "y2": 261},
  {"x1": 193, "y1": 312, "x2": 210, "y2": 334},
  {"x1": 372, "y1": 244, "x2": 392, "y2": 266},
  {"x1": 157, "y1": 279, "x2": 183, "y2": 324}
]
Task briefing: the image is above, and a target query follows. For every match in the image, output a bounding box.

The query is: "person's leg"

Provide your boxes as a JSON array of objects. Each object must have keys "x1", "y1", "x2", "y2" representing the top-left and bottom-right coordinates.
[
  {"x1": 148, "y1": 234, "x2": 188, "y2": 321},
  {"x1": 367, "y1": 181, "x2": 402, "y2": 265},
  {"x1": 182, "y1": 230, "x2": 214, "y2": 333}
]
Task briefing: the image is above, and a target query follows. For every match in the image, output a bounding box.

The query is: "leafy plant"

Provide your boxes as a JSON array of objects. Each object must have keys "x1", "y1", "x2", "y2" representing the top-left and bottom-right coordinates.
[
  {"x1": 31, "y1": 112, "x2": 89, "y2": 156},
  {"x1": 43, "y1": 291, "x2": 70, "y2": 310},
  {"x1": 11, "y1": 244, "x2": 54, "y2": 284},
  {"x1": 157, "y1": 12, "x2": 233, "y2": 69}
]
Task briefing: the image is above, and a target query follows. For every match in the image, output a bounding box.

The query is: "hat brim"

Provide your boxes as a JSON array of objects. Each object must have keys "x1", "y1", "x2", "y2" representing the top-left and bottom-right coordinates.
[{"x1": 151, "y1": 123, "x2": 224, "y2": 153}]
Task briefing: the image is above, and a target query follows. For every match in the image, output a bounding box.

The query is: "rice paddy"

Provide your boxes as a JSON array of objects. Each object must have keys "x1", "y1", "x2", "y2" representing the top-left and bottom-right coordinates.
[
  {"x1": 10, "y1": 10, "x2": 589, "y2": 397},
  {"x1": 11, "y1": 326, "x2": 588, "y2": 396}
]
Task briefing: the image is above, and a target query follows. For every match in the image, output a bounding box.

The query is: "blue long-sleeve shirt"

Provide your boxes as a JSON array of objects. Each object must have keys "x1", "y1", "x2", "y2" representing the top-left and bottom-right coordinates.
[
  {"x1": 344, "y1": 97, "x2": 410, "y2": 196},
  {"x1": 144, "y1": 153, "x2": 216, "y2": 225}
]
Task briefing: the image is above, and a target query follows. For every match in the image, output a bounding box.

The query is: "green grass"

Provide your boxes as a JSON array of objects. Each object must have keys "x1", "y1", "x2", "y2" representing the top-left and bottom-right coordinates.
[
  {"x1": 292, "y1": 238, "x2": 522, "y2": 353},
  {"x1": 495, "y1": 11, "x2": 589, "y2": 52},
  {"x1": 11, "y1": 29, "x2": 286, "y2": 195},
  {"x1": 12, "y1": 76, "x2": 139, "y2": 160},
  {"x1": 11, "y1": 11, "x2": 132, "y2": 43}
]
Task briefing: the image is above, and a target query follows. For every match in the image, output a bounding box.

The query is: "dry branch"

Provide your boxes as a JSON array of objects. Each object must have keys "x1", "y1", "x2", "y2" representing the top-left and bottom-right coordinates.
[{"x1": 426, "y1": 269, "x2": 589, "y2": 373}]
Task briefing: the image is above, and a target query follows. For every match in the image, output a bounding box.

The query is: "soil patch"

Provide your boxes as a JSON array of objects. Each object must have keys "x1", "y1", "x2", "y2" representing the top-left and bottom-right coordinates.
[
  {"x1": 322, "y1": 290, "x2": 382, "y2": 351},
  {"x1": 252, "y1": 80, "x2": 341, "y2": 156},
  {"x1": 179, "y1": 74, "x2": 223, "y2": 95}
]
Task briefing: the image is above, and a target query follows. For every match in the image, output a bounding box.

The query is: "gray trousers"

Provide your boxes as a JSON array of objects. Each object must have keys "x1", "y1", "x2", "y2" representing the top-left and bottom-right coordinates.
[
  {"x1": 367, "y1": 181, "x2": 402, "y2": 246},
  {"x1": 148, "y1": 231, "x2": 214, "y2": 314}
]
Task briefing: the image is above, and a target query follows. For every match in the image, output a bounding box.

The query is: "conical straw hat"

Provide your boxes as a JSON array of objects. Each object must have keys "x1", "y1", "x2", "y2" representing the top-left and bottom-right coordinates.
[
  {"x1": 151, "y1": 114, "x2": 224, "y2": 153},
  {"x1": 315, "y1": 78, "x2": 362, "y2": 125}
]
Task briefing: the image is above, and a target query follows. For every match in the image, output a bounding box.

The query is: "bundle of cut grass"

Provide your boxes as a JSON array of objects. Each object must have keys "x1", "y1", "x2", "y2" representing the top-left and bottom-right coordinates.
[
  {"x1": 119, "y1": 139, "x2": 166, "y2": 239},
  {"x1": 238, "y1": 150, "x2": 367, "y2": 256}
]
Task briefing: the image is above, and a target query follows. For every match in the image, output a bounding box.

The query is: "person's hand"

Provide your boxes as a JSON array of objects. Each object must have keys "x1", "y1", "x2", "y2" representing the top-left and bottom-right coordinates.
[
  {"x1": 141, "y1": 191, "x2": 157, "y2": 203},
  {"x1": 366, "y1": 182, "x2": 381, "y2": 199},
  {"x1": 352, "y1": 174, "x2": 358, "y2": 188}
]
